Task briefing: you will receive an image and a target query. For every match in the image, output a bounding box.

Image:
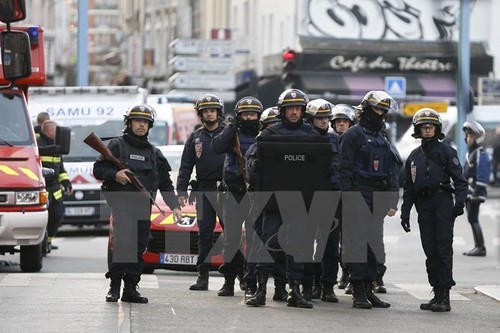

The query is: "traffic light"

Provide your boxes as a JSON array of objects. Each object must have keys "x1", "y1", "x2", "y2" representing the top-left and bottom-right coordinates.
[{"x1": 281, "y1": 49, "x2": 296, "y2": 88}]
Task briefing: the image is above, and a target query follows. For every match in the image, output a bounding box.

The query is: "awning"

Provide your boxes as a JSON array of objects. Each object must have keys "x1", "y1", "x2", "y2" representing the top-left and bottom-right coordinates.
[{"x1": 417, "y1": 75, "x2": 456, "y2": 97}]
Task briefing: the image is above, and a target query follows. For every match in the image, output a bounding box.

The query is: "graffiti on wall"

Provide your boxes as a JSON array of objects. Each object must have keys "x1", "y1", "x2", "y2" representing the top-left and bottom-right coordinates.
[{"x1": 298, "y1": 0, "x2": 477, "y2": 41}]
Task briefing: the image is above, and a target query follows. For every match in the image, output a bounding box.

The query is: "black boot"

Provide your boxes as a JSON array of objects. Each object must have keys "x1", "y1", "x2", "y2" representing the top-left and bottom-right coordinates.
[
  {"x1": 217, "y1": 277, "x2": 235, "y2": 296},
  {"x1": 237, "y1": 270, "x2": 247, "y2": 291},
  {"x1": 463, "y1": 224, "x2": 487, "y2": 257},
  {"x1": 338, "y1": 268, "x2": 349, "y2": 289},
  {"x1": 345, "y1": 282, "x2": 353, "y2": 294},
  {"x1": 351, "y1": 281, "x2": 372, "y2": 309},
  {"x1": 244, "y1": 283, "x2": 257, "y2": 300},
  {"x1": 430, "y1": 288, "x2": 451, "y2": 312},
  {"x1": 121, "y1": 275, "x2": 148, "y2": 303},
  {"x1": 373, "y1": 276, "x2": 387, "y2": 294},
  {"x1": 420, "y1": 287, "x2": 440, "y2": 310},
  {"x1": 301, "y1": 282, "x2": 313, "y2": 302},
  {"x1": 364, "y1": 281, "x2": 390, "y2": 308},
  {"x1": 287, "y1": 280, "x2": 313, "y2": 308},
  {"x1": 321, "y1": 283, "x2": 339, "y2": 303},
  {"x1": 189, "y1": 266, "x2": 209, "y2": 291},
  {"x1": 312, "y1": 263, "x2": 322, "y2": 299},
  {"x1": 272, "y1": 282, "x2": 288, "y2": 302},
  {"x1": 246, "y1": 273, "x2": 268, "y2": 306},
  {"x1": 105, "y1": 278, "x2": 121, "y2": 302}
]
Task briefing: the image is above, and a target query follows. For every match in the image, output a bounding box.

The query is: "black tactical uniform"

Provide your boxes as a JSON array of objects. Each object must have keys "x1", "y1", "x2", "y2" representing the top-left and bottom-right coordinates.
[
  {"x1": 177, "y1": 94, "x2": 225, "y2": 291},
  {"x1": 401, "y1": 108, "x2": 468, "y2": 312},
  {"x1": 462, "y1": 121, "x2": 491, "y2": 257},
  {"x1": 339, "y1": 91, "x2": 401, "y2": 310},
  {"x1": 303, "y1": 99, "x2": 341, "y2": 303},
  {"x1": 245, "y1": 89, "x2": 319, "y2": 309},
  {"x1": 211, "y1": 96, "x2": 263, "y2": 297},
  {"x1": 93, "y1": 104, "x2": 179, "y2": 304},
  {"x1": 37, "y1": 124, "x2": 72, "y2": 251}
]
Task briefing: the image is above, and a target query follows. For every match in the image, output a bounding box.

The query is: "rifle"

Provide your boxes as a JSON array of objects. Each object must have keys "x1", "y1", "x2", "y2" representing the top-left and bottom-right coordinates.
[
  {"x1": 232, "y1": 134, "x2": 248, "y2": 185},
  {"x1": 83, "y1": 132, "x2": 166, "y2": 215}
]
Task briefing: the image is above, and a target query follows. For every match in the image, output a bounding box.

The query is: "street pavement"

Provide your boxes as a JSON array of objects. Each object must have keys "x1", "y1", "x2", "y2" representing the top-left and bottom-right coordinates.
[{"x1": 0, "y1": 188, "x2": 499, "y2": 332}]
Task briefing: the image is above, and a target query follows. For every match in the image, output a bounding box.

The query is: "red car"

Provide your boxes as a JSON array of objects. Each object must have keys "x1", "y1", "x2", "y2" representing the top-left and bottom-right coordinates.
[{"x1": 142, "y1": 145, "x2": 223, "y2": 273}]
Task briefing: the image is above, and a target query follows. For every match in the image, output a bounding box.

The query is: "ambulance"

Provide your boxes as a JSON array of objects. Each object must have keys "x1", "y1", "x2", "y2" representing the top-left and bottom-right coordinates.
[
  {"x1": 27, "y1": 86, "x2": 177, "y2": 227},
  {"x1": 0, "y1": 3, "x2": 50, "y2": 271}
]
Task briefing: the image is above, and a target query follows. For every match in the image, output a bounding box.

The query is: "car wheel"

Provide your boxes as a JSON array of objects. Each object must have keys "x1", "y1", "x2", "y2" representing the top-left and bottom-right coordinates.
[
  {"x1": 142, "y1": 267, "x2": 155, "y2": 274},
  {"x1": 20, "y1": 243, "x2": 43, "y2": 272}
]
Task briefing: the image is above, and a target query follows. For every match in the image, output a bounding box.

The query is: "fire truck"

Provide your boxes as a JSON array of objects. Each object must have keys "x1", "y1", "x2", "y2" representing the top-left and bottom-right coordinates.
[{"x1": 0, "y1": 0, "x2": 67, "y2": 271}]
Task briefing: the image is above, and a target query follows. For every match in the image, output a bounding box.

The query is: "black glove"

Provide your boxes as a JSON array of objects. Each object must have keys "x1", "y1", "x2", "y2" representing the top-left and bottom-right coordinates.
[
  {"x1": 401, "y1": 218, "x2": 411, "y2": 233},
  {"x1": 452, "y1": 205, "x2": 464, "y2": 217},
  {"x1": 227, "y1": 116, "x2": 241, "y2": 128}
]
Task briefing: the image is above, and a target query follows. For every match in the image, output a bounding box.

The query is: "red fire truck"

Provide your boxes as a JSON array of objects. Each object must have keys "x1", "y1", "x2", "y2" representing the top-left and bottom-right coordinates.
[{"x1": 0, "y1": 0, "x2": 67, "y2": 271}]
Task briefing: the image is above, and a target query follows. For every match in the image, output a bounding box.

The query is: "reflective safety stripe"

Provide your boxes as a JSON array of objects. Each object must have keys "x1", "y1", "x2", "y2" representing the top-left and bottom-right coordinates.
[
  {"x1": 59, "y1": 172, "x2": 70, "y2": 182},
  {"x1": 53, "y1": 189, "x2": 63, "y2": 200},
  {"x1": 41, "y1": 156, "x2": 62, "y2": 163},
  {"x1": 19, "y1": 167, "x2": 39, "y2": 181},
  {"x1": 0, "y1": 165, "x2": 19, "y2": 176}
]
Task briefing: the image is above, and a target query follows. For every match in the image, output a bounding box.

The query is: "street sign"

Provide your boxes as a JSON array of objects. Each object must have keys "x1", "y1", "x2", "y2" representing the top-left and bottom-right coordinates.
[
  {"x1": 169, "y1": 56, "x2": 235, "y2": 72},
  {"x1": 170, "y1": 38, "x2": 235, "y2": 56},
  {"x1": 168, "y1": 73, "x2": 236, "y2": 90},
  {"x1": 402, "y1": 101, "x2": 448, "y2": 117},
  {"x1": 385, "y1": 76, "x2": 406, "y2": 98},
  {"x1": 478, "y1": 77, "x2": 500, "y2": 105},
  {"x1": 168, "y1": 89, "x2": 236, "y2": 102}
]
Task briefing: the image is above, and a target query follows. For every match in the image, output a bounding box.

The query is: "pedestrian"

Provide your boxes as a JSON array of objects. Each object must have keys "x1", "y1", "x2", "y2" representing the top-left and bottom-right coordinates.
[
  {"x1": 304, "y1": 99, "x2": 341, "y2": 303},
  {"x1": 462, "y1": 120, "x2": 491, "y2": 257},
  {"x1": 177, "y1": 94, "x2": 226, "y2": 291},
  {"x1": 400, "y1": 108, "x2": 468, "y2": 312},
  {"x1": 246, "y1": 88, "x2": 319, "y2": 308},
  {"x1": 330, "y1": 104, "x2": 356, "y2": 293},
  {"x1": 93, "y1": 104, "x2": 181, "y2": 303},
  {"x1": 211, "y1": 96, "x2": 263, "y2": 297},
  {"x1": 338, "y1": 91, "x2": 401, "y2": 309},
  {"x1": 34, "y1": 111, "x2": 50, "y2": 138},
  {"x1": 37, "y1": 120, "x2": 72, "y2": 252}
]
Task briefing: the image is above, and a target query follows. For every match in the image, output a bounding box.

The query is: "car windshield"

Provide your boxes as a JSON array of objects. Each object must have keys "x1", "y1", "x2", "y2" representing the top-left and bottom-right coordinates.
[
  {"x1": 65, "y1": 120, "x2": 171, "y2": 162},
  {"x1": 0, "y1": 93, "x2": 33, "y2": 146}
]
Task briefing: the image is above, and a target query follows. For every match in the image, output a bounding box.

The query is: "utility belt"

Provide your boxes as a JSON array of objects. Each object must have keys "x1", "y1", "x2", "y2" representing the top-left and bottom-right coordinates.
[
  {"x1": 415, "y1": 184, "x2": 453, "y2": 198},
  {"x1": 354, "y1": 175, "x2": 388, "y2": 190},
  {"x1": 216, "y1": 181, "x2": 247, "y2": 193}
]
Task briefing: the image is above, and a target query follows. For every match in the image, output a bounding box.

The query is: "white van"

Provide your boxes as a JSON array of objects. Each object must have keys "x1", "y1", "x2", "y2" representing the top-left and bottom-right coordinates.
[{"x1": 28, "y1": 86, "x2": 174, "y2": 226}]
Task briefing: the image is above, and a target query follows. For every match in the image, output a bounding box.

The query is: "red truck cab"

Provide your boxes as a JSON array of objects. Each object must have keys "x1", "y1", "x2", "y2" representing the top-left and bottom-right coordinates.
[{"x1": 0, "y1": 1, "x2": 49, "y2": 272}]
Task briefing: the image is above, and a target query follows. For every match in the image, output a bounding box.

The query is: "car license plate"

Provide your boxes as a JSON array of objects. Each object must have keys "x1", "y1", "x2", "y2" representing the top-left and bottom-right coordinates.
[
  {"x1": 160, "y1": 253, "x2": 198, "y2": 265},
  {"x1": 65, "y1": 207, "x2": 95, "y2": 216}
]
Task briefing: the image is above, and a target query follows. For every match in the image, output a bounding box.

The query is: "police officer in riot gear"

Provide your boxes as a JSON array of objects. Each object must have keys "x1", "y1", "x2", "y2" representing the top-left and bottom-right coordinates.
[
  {"x1": 330, "y1": 103, "x2": 356, "y2": 292},
  {"x1": 401, "y1": 108, "x2": 467, "y2": 312},
  {"x1": 211, "y1": 96, "x2": 263, "y2": 297},
  {"x1": 246, "y1": 88, "x2": 319, "y2": 308},
  {"x1": 177, "y1": 94, "x2": 226, "y2": 291},
  {"x1": 304, "y1": 99, "x2": 341, "y2": 303},
  {"x1": 339, "y1": 91, "x2": 401, "y2": 309},
  {"x1": 331, "y1": 104, "x2": 356, "y2": 135},
  {"x1": 93, "y1": 104, "x2": 181, "y2": 303},
  {"x1": 462, "y1": 121, "x2": 491, "y2": 257},
  {"x1": 259, "y1": 106, "x2": 280, "y2": 129}
]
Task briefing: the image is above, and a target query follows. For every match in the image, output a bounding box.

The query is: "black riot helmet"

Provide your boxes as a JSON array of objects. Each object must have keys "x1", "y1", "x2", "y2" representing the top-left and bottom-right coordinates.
[
  {"x1": 412, "y1": 108, "x2": 444, "y2": 139},
  {"x1": 235, "y1": 96, "x2": 263, "y2": 117},
  {"x1": 276, "y1": 88, "x2": 309, "y2": 117},
  {"x1": 195, "y1": 93, "x2": 224, "y2": 122},
  {"x1": 124, "y1": 104, "x2": 156, "y2": 128},
  {"x1": 260, "y1": 106, "x2": 280, "y2": 128},
  {"x1": 331, "y1": 104, "x2": 356, "y2": 123}
]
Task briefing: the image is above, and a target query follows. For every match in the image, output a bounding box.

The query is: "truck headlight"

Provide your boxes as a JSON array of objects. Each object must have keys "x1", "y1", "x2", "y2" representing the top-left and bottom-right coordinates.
[{"x1": 16, "y1": 191, "x2": 40, "y2": 205}]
